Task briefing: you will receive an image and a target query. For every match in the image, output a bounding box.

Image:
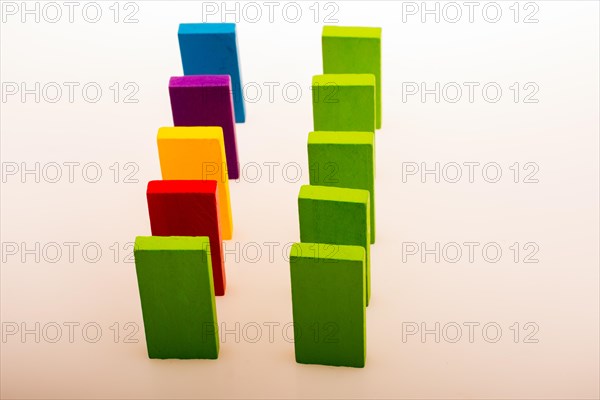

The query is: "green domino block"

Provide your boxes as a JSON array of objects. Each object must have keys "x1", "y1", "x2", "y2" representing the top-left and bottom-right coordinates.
[
  {"x1": 312, "y1": 74, "x2": 376, "y2": 133},
  {"x1": 308, "y1": 131, "x2": 376, "y2": 244},
  {"x1": 134, "y1": 236, "x2": 219, "y2": 359},
  {"x1": 289, "y1": 242, "x2": 366, "y2": 368},
  {"x1": 298, "y1": 185, "x2": 371, "y2": 305},
  {"x1": 322, "y1": 26, "x2": 382, "y2": 129}
]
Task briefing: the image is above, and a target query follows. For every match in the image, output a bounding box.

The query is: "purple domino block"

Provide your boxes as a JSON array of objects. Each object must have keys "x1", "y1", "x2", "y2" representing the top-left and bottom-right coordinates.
[{"x1": 169, "y1": 75, "x2": 240, "y2": 180}]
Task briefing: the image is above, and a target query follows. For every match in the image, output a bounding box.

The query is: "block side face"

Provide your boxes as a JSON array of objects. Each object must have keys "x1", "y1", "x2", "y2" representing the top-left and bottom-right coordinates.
[
  {"x1": 134, "y1": 237, "x2": 219, "y2": 359},
  {"x1": 156, "y1": 130, "x2": 233, "y2": 240},
  {"x1": 298, "y1": 198, "x2": 369, "y2": 247},
  {"x1": 297, "y1": 191, "x2": 371, "y2": 304},
  {"x1": 177, "y1": 24, "x2": 245, "y2": 123},
  {"x1": 321, "y1": 34, "x2": 382, "y2": 128},
  {"x1": 290, "y1": 253, "x2": 365, "y2": 367},
  {"x1": 307, "y1": 139, "x2": 375, "y2": 242},
  {"x1": 168, "y1": 78, "x2": 240, "y2": 179},
  {"x1": 312, "y1": 83, "x2": 376, "y2": 132},
  {"x1": 145, "y1": 189, "x2": 226, "y2": 295}
]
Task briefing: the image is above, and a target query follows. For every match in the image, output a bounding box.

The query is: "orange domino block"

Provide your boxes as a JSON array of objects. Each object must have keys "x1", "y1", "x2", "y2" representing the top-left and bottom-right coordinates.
[{"x1": 157, "y1": 126, "x2": 233, "y2": 240}]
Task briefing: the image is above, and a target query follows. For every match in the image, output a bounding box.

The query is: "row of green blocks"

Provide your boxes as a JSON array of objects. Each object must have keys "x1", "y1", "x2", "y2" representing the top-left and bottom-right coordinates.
[{"x1": 290, "y1": 26, "x2": 382, "y2": 368}]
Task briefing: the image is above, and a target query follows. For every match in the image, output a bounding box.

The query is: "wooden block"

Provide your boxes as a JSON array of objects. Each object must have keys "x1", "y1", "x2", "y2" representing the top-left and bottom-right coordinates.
[
  {"x1": 289, "y1": 242, "x2": 366, "y2": 368},
  {"x1": 308, "y1": 131, "x2": 376, "y2": 244},
  {"x1": 322, "y1": 26, "x2": 382, "y2": 129},
  {"x1": 157, "y1": 126, "x2": 233, "y2": 240},
  {"x1": 312, "y1": 74, "x2": 375, "y2": 133},
  {"x1": 298, "y1": 185, "x2": 371, "y2": 305},
  {"x1": 146, "y1": 180, "x2": 226, "y2": 296},
  {"x1": 169, "y1": 75, "x2": 240, "y2": 180},
  {"x1": 134, "y1": 236, "x2": 219, "y2": 359},
  {"x1": 178, "y1": 23, "x2": 245, "y2": 123}
]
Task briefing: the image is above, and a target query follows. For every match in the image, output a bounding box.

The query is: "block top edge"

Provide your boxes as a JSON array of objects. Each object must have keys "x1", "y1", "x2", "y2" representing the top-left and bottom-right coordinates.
[
  {"x1": 170, "y1": 75, "x2": 232, "y2": 88},
  {"x1": 178, "y1": 23, "x2": 236, "y2": 35},
  {"x1": 323, "y1": 25, "x2": 381, "y2": 39},
  {"x1": 147, "y1": 180, "x2": 218, "y2": 195},
  {"x1": 290, "y1": 242, "x2": 366, "y2": 262},
  {"x1": 135, "y1": 236, "x2": 210, "y2": 251},
  {"x1": 157, "y1": 126, "x2": 224, "y2": 141},
  {"x1": 312, "y1": 74, "x2": 376, "y2": 86},
  {"x1": 299, "y1": 185, "x2": 369, "y2": 204},
  {"x1": 308, "y1": 131, "x2": 374, "y2": 145}
]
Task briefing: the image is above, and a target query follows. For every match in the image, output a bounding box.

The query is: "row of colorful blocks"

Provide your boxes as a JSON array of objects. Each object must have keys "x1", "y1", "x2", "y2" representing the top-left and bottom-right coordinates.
[
  {"x1": 133, "y1": 24, "x2": 382, "y2": 368},
  {"x1": 135, "y1": 23, "x2": 244, "y2": 359}
]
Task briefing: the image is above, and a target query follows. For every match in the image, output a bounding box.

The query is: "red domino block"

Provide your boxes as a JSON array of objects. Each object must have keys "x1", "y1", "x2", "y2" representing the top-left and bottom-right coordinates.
[{"x1": 146, "y1": 180, "x2": 226, "y2": 296}]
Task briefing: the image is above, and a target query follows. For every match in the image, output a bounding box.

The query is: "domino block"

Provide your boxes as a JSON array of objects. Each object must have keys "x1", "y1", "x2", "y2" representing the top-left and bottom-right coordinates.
[
  {"x1": 289, "y1": 242, "x2": 366, "y2": 368},
  {"x1": 312, "y1": 74, "x2": 375, "y2": 133},
  {"x1": 157, "y1": 126, "x2": 233, "y2": 240},
  {"x1": 134, "y1": 236, "x2": 219, "y2": 359},
  {"x1": 178, "y1": 23, "x2": 245, "y2": 123},
  {"x1": 308, "y1": 131, "x2": 376, "y2": 243},
  {"x1": 298, "y1": 185, "x2": 371, "y2": 305},
  {"x1": 322, "y1": 26, "x2": 382, "y2": 129},
  {"x1": 146, "y1": 180, "x2": 226, "y2": 296},
  {"x1": 169, "y1": 75, "x2": 240, "y2": 180}
]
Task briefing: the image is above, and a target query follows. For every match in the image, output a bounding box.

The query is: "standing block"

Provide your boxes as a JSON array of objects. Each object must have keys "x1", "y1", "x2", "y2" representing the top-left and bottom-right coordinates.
[
  {"x1": 178, "y1": 23, "x2": 245, "y2": 123},
  {"x1": 308, "y1": 131, "x2": 376, "y2": 243},
  {"x1": 146, "y1": 180, "x2": 226, "y2": 296},
  {"x1": 169, "y1": 75, "x2": 240, "y2": 180},
  {"x1": 322, "y1": 26, "x2": 382, "y2": 129},
  {"x1": 298, "y1": 185, "x2": 371, "y2": 305},
  {"x1": 134, "y1": 236, "x2": 219, "y2": 359},
  {"x1": 169, "y1": 75, "x2": 240, "y2": 179},
  {"x1": 157, "y1": 126, "x2": 233, "y2": 240},
  {"x1": 290, "y1": 242, "x2": 366, "y2": 368},
  {"x1": 312, "y1": 74, "x2": 375, "y2": 133}
]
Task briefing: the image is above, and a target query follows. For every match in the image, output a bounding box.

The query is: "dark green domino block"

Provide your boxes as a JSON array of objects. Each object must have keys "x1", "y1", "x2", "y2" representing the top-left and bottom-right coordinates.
[
  {"x1": 289, "y1": 242, "x2": 366, "y2": 368},
  {"x1": 134, "y1": 236, "x2": 219, "y2": 359},
  {"x1": 312, "y1": 74, "x2": 376, "y2": 133},
  {"x1": 322, "y1": 26, "x2": 382, "y2": 129},
  {"x1": 308, "y1": 131, "x2": 376, "y2": 244},
  {"x1": 298, "y1": 185, "x2": 371, "y2": 305}
]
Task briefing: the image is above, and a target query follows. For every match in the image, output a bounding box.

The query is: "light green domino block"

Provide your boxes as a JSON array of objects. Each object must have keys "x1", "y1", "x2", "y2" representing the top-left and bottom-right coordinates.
[
  {"x1": 298, "y1": 185, "x2": 371, "y2": 305},
  {"x1": 290, "y1": 242, "x2": 366, "y2": 368},
  {"x1": 312, "y1": 74, "x2": 376, "y2": 133},
  {"x1": 322, "y1": 26, "x2": 382, "y2": 129},
  {"x1": 134, "y1": 236, "x2": 219, "y2": 359},
  {"x1": 308, "y1": 131, "x2": 376, "y2": 243}
]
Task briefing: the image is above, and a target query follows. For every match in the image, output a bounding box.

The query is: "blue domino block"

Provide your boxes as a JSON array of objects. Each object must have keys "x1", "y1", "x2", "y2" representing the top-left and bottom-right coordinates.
[{"x1": 178, "y1": 23, "x2": 246, "y2": 123}]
